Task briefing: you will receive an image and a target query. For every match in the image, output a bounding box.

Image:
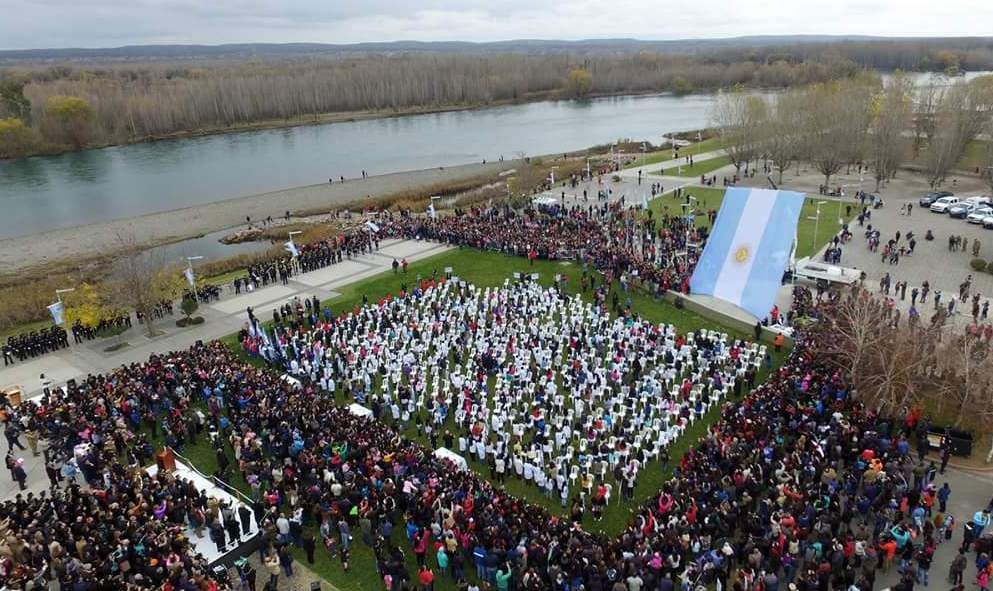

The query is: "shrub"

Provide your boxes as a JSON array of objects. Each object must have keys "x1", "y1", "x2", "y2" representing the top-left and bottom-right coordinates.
[
  {"x1": 176, "y1": 318, "x2": 189, "y2": 327},
  {"x1": 970, "y1": 258, "x2": 987, "y2": 272},
  {"x1": 191, "y1": 316, "x2": 205, "y2": 325}
]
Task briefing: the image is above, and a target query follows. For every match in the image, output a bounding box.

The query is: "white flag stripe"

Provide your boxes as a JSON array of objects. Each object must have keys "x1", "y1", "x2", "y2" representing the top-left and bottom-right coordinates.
[{"x1": 711, "y1": 190, "x2": 778, "y2": 308}]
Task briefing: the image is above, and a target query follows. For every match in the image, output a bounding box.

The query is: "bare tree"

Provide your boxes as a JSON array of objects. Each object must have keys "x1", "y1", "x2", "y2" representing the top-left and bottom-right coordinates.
[
  {"x1": 763, "y1": 90, "x2": 804, "y2": 185},
  {"x1": 931, "y1": 333, "x2": 993, "y2": 431},
  {"x1": 803, "y1": 82, "x2": 860, "y2": 187},
  {"x1": 821, "y1": 287, "x2": 939, "y2": 416},
  {"x1": 823, "y1": 288, "x2": 889, "y2": 382},
  {"x1": 710, "y1": 88, "x2": 766, "y2": 174},
  {"x1": 924, "y1": 78, "x2": 993, "y2": 187},
  {"x1": 912, "y1": 82, "x2": 944, "y2": 158},
  {"x1": 867, "y1": 75, "x2": 913, "y2": 191},
  {"x1": 108, "y1": 231, "x2": 186, "y2": 337},
  {"x1": 984, "y1": 136, "x2": 993, "y2": 194}
]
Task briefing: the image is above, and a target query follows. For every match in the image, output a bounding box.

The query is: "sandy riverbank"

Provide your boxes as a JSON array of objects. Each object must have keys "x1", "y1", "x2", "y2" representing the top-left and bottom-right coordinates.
[{"x1": 0, "y1": 160, "x2": 516, "y2": 274}]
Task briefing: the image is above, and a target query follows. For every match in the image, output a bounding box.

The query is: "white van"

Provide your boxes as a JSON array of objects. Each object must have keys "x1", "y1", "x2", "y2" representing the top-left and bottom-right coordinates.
[{"x1": 930, "y1": 196, "x2": 960, "y2": 213}]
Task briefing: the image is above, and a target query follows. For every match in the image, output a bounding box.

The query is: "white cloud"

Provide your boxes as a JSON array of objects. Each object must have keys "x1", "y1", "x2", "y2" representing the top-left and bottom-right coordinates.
[{"x1": 0, "y1": 0, "x2": 990, "y2": 49}]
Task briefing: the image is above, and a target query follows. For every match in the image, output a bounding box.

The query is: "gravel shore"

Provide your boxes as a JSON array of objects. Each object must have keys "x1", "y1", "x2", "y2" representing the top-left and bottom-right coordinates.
[{"x1": 0, "y1": 161, "x2": 515, "y2": 274}]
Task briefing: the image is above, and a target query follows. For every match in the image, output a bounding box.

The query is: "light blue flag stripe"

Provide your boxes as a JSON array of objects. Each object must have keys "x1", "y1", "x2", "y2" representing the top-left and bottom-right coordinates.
[
  {"x1": 688, "y1": 189, "x2": 749, "y2": 296},
  {"x1": 738, "y1": 191, "x2": 805, "y2": 318}
]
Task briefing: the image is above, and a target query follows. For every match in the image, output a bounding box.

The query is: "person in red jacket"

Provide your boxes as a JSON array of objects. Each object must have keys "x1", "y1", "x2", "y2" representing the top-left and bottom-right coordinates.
[{"x1": 418, "y1": 565, "x2": 435, "y2": 590}]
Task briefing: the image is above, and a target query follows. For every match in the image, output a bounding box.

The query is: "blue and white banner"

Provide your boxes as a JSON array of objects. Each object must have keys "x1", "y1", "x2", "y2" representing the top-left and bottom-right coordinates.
[
  {"x1": 47, "y1": 301, "x2": 65, "y2": 326},
  {"x1": 365, "y1": 221, "x2": 380, "y2": 233},
  {"x1": 284, "y1": 239, "x2": 299, "y2": 258},
  {"x1": 689, "y1": 187, "x2": 805, "y2": 320}
]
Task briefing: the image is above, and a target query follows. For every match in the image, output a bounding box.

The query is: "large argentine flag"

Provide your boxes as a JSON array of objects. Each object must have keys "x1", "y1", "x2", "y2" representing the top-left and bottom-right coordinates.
[{"x1": 689, "y1": 187, "x2": 805, "y2": 320}]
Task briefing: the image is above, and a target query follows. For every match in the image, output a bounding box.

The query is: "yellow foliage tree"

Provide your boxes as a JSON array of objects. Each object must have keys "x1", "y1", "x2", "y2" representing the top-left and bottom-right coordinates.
[
  {"x1": 63, "y1": 282, "x2": 118, "y2": 329},
  {"x1": 566, "y1": 68, "x2": 593, "y2": 98},
  {"x1": 0, "y1": 117, "x2": 35, "y2": 158},
  {"x1": 43, "y1": 95, "x2": 93, "y2": 149}
]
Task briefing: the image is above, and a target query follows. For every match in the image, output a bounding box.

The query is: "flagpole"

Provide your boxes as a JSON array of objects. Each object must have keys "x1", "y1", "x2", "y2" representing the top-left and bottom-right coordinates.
[{"x1": 55, "y1": 288, "x2": 74, "y2": 305}]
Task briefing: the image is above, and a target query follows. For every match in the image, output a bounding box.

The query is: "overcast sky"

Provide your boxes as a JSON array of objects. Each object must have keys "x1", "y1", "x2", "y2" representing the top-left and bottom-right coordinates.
[{"x1": 2, "y1": 0, "x2": 991, "y2": 50}]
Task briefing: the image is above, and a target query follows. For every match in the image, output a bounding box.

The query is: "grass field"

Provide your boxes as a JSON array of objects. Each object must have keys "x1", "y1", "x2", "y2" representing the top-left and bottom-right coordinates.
[
  {"x1": 650, "y1": 155, "x2": 733, "y2": 178},
  {"x1": 957, "y1": 139, "x2": 989, "y2": 172},
  {"x1": 207, "y1": 243, "x2": 788, "y2": 591},
  {"x1": 624, "y1": 138, "x2": 722, "y2": 169}
]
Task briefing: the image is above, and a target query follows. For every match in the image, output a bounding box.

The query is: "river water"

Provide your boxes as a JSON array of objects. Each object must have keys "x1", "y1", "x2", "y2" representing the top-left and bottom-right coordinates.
[{"x1": 0, "y1": 93, "x2": 724, "y2": 239}]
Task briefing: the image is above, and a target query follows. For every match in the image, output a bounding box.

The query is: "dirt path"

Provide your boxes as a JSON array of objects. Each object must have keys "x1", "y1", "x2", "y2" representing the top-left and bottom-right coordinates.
[{"x1": 0, "y1": 160, "x2": 515, "y2": 274}]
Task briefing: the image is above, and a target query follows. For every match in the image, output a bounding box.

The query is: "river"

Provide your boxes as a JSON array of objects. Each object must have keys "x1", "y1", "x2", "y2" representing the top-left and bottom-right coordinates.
[{"x1": 0, "y1": 93, "x2": 723, "y2": 239}]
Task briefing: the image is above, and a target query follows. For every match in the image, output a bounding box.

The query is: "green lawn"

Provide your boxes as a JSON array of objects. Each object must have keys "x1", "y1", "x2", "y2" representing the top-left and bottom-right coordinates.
[
  {"x1": 651, "y1": 155, "x2": 732, "y2": 178},
  {"x1": 624, "y1": 138, "x2": 722, "y2": 169},
  {"x1": 957, "y1": 139, "x2": 989, "y2": 172}
]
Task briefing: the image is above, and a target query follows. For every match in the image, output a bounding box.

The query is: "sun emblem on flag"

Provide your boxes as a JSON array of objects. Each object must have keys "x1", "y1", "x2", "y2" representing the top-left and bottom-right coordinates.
[{"x1": 734, "y1": 246, "x2": 750, "y2": 263}]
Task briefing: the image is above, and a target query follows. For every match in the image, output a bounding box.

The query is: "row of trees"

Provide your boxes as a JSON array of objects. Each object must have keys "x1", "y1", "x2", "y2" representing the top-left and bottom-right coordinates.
[
  {"x1": 707, "y1": 40, "x2": 993, "y2": 74},
  {"x1": 712, "y1": 73, "x2": 993, "y2": 191},
  {"x1": 822, "y1": 288, "x2": 993, "y2": 434},
  {"x1": 0, "y1": 53, "x2": 856, "y2": 157}
]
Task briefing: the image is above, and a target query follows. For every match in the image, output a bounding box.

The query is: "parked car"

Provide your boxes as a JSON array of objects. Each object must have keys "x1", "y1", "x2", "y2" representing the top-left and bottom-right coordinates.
[
  {"x1": 920, "y1": 191, "x2": 953, "y2": 207},
  {"x1": 930, "y1": 196, "x2": 960, "y2": 213},
  {"x1": 968, "y1": 206, "x2": 993, "y2": 223},
  {"x1": 949, "y1": 202, "x2": 982, "y2": 218},
  {"x1": 983, "y1": 215, "x2": 993, "y2": 229}
]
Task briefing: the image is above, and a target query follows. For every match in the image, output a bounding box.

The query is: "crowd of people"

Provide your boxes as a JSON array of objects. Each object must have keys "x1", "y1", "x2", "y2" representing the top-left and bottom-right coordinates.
[
  {"x1": 2, "y1": 196, "x2": 992, "y2": 591},
  {"x1": 376, "y1": 202, "x2": 705, "y2": 301},
  {"x1": 241, "y1": 278, "x2": 763, "y2": 507},
  {"x1": 2, "y1": 327, "x2": 69, "y2": 366}
]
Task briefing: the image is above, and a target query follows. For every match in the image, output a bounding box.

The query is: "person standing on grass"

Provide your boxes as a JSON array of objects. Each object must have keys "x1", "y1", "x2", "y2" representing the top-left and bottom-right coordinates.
[{"x1": 302, "y1": 530, "x2": 316, "y2": 564}]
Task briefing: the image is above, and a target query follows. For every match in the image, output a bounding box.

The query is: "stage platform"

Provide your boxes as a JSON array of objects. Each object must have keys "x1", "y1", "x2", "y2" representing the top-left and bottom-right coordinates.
[{"x1": 146, "y1": 458, "x2": 261, "y2": 565}]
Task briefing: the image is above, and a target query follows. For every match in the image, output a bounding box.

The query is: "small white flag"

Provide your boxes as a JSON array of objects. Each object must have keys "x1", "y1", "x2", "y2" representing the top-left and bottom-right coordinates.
[
  {"x1": 428, "y1": 203, "x2": 437, "y2": 220},
  {"x1": 284, "y1": 240, "x2": 299, "y2": 258},
  {"x1": 642, "y1": 193, "x2": 649, "y2": 209},
  {"x1": 48, "y1": 301, "x2": 65, "y2": 326},
  {"x1": 365, "y1": 221, "x2": 380, "y2": 233},
  {"x1": 184, "y1": 267, "x2": 195, "y2": 288}
]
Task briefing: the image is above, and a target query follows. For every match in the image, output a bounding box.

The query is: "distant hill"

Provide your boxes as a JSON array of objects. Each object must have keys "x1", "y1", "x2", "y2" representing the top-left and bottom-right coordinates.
[{"x1": 3, "y1": 35, "x2": 991, "y2": 63}]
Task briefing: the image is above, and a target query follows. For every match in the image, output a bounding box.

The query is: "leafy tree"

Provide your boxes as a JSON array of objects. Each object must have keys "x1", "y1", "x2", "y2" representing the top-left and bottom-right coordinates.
[
  {"x1": 671, "y1": 76, "x2": 693, "y2": 96},
  {"x1": 180, "y1": 294, "x2": 199, "y2": 320},
  {"x1": 63, "y1": 282, "x2": 118, "y2": 329},
  {"x1": 0, "y1": 80, "x2": 31, "y2": 121},
  {"x1": 566, "y1": 68, "x2": 593, "y2": 98},
  {"x1": 0, "y1": 117, "x2": 36, "y2": 158},
  {"x1": 42, "y1": 95, "x2": 93, "y2": 148}
]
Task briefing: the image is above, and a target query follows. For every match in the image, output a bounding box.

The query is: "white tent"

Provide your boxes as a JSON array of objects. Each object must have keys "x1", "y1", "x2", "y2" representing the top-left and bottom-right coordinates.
[
  {"x1": 347, "y1": 403, "x2": 374, "y2": 419},
  {"x1": 433, "y1": 447, "x2": 469, "y2": 471}
]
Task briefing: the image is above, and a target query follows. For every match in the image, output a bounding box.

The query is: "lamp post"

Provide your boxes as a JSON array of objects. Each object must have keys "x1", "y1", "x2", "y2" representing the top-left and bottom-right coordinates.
[
  {"x1": 55, "y1": 287, "x2": 75, "y2": 304},
  {"x1": 808, "y1": 200, "x2": 828, "y2": 251}
]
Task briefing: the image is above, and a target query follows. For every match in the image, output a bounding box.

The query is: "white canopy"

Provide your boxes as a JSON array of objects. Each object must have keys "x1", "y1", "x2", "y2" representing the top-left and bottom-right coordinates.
[
  {"x1": 347, "y1": 403, "x2": 374, "y2": 419},
  {"x1": 433, "y1": 447, "x2": 469, "y2": 471}
]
